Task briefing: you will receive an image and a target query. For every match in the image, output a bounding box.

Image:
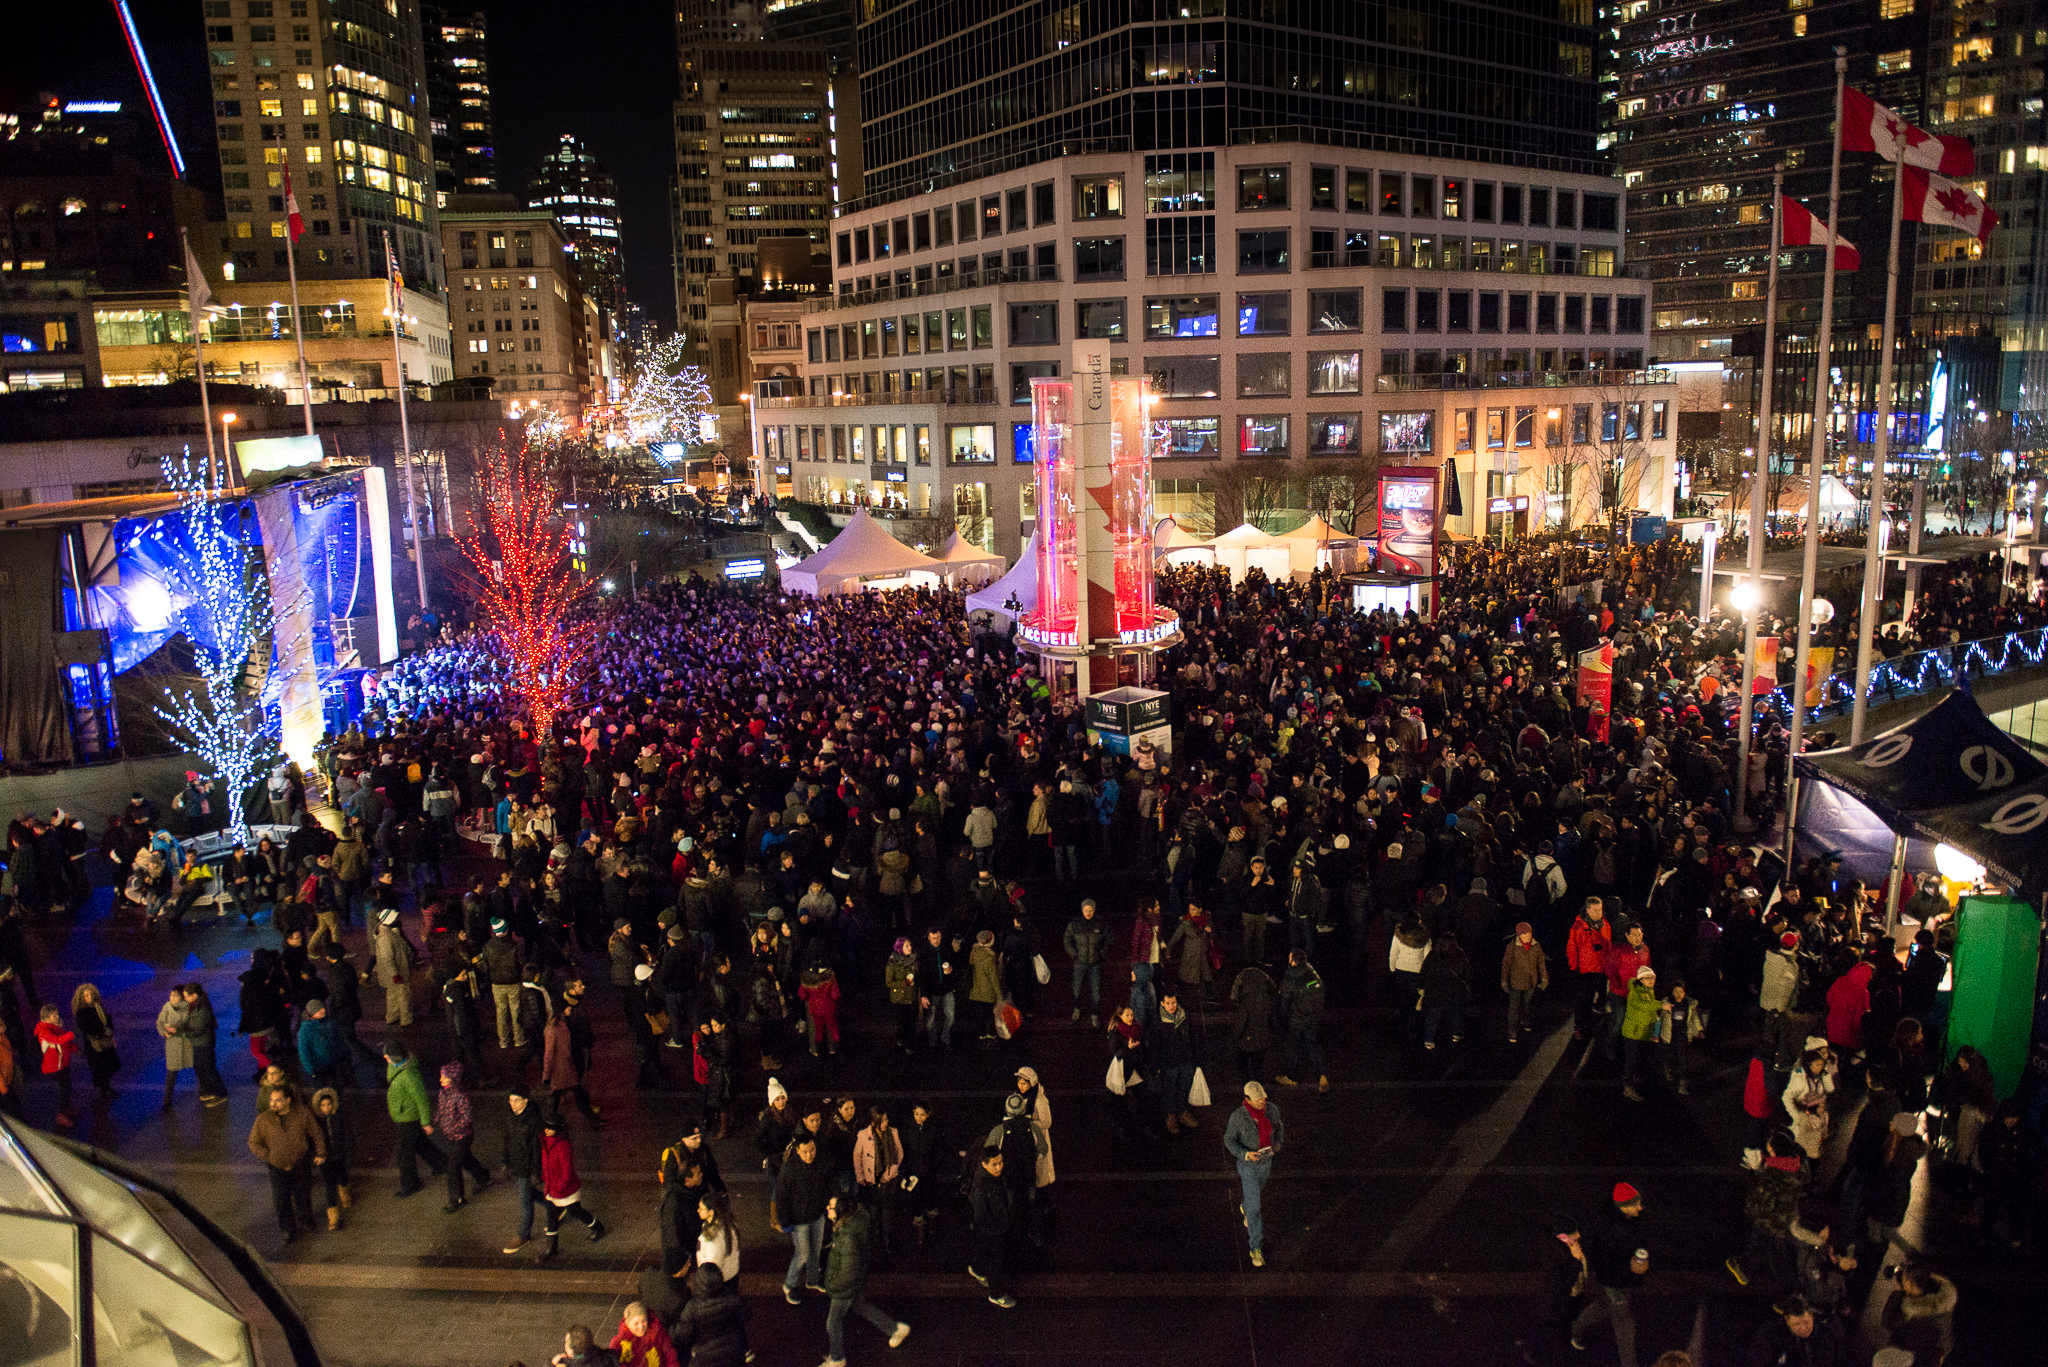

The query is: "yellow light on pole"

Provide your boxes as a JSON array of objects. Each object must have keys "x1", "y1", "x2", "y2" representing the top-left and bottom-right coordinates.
[{"x1": 1729, "y1": 578, "x2": 1759, "y2": 613}]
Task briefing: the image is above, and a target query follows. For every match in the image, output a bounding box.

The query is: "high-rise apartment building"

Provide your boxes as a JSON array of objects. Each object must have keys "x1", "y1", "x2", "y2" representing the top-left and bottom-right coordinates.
[
  {"x1": 422, "y1": 5, "x2": 497, "y2": 205},
  {"x1": 527, "y1": 135, "x2": 624, "y2": 326},
  {"x1": 199, "y1": 0, "x2": 442, "y2": 290},
  {"x1": 672, "y1": 1, "x2": 859, "y2": 342},
  {"x1": 1915, "y1": 0, "x2": 2048, "y2": 413},
  {"x1": 749, "y1": 1, "x2": 1669, "y2": 559},
  {"x1": 442, "y1": 207, "x2": 590, "y2": 416},
  {"x1": 1609, "y1": 0, "x2": 1931, "y2": 366}
]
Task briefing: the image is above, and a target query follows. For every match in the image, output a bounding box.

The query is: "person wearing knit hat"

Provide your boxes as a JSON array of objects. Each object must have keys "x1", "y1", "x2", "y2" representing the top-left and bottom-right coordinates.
[
  {"x1": 1224, "y1": 1080, "x2": 1283, "y2": 1267},
  {"x1": 1571, "y1": 1181, "x2": 1648, "y2": 1359},
  {"x1": 1501, "y1": 921, "x2": 1548, "y2": 1043}
]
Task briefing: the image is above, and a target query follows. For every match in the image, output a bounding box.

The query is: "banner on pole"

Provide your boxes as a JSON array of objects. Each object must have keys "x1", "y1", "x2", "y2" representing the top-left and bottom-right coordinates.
[
  {"x1": 1804, "y1": 646, "x2": 1836, "y2": 708},
  {"x1": 1754, "y1": 635, "x2": 1780, "y2": 694},
  {"x1": 1577, "y1": 642, "x2": 1614, "y2": 742}
]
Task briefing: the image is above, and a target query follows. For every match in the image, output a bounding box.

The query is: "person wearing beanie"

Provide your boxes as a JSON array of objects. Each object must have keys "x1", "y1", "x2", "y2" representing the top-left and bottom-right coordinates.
[
  {"x1": 1571, "y1": 1182, "x2": 1648, "y2": 1362},
  {"x1": 1501, "y1": 921, "x2": 1549, "y2": 1043},
  {"x1": 499, "y1": 1083, "x2": 549, "y2": 1254},
  {"x1": 295, "y1": 997, "x2": 348, "y2": 1090},
  {"x1": 755, "y1": 1077, "x2": 798, "y2": 1178},
  {"x1": 1223, "y1": 1080, "x2": 1284, "y2": 1267},
  {"x1": 1619, "y1": 967, "x2": 1660, "y2": 1101},
  {"x1": 373, "y1": 907, "x2": 420, "y2": 1028},
  {"x1": 478, "y1": 917, "x2": 526, "y2": 1049}
]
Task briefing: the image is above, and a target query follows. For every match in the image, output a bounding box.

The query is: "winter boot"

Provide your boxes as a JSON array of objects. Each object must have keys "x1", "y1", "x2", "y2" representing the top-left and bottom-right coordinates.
[
  {"x1": 337, "y1": 1185, "x2": 353, "y2": 1209},
  {"x1": 538, "y1": 1233, "x2": 560, "y2": 1261},
  {"x1": 326, "y1": 1206, "x2": 341, "y2": 1232}
]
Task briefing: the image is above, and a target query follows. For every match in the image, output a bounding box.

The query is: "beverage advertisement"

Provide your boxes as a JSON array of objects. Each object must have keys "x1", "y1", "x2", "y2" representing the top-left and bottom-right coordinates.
[{"x1": 1375, "y1": 470, "x2": 1440, "y2": 578}]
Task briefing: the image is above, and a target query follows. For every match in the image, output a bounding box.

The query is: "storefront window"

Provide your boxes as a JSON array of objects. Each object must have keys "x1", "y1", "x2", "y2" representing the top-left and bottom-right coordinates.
[{"x1": 947, "y1": 424, "x2": 997, "y2": 463}]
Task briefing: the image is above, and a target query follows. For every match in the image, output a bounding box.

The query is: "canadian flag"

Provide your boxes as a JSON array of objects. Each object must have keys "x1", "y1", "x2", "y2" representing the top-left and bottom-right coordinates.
[
  {"x1": 281, "y1": 161, "x2": 305, "y2": 243},
  {"x1": 1902, "y1": 166, "x2": 1997, "y2": 241},
  {"x1": 1777, "y1": 194, "x2": 1860, "y2": 271},
  {"x1": 1841, "y1": 88, "x2": 1975, "y2": 175}
]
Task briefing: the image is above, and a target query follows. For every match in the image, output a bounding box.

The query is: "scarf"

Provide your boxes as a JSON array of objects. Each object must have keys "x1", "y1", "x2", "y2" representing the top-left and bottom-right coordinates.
[{"x1": 1247, "y1": 1102, "x2": 1272, "y2": 1151}]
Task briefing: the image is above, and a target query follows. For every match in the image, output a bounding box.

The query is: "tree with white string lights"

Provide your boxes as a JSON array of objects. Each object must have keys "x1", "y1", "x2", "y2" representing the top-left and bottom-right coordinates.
[
  {"x1": 151, "y1": 451, "x2": 302, "y2": 845},
  {"x1": 622, "y1": 334, "x2": 714, "y2": 446}
]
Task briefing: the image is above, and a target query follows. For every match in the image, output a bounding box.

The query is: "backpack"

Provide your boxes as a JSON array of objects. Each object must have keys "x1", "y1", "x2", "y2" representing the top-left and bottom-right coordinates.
[{"x1": 1593, "y1": 845, "x2": 1617, "y2": 886}]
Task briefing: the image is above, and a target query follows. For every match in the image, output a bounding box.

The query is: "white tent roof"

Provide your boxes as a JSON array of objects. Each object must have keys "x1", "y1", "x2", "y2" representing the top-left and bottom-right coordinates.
[
  {"x1": 1208, "y1": 521, "x2": 1283, "y2": 548},
  {"x1": 966, "y1": 531, "x2": 1038, "y2": 621},
  {"x1": 933, "y1": 531, "x2": 1006, "y2": 567},
  {"x1": 1154, "y1": 517, "x2": 1208, "y2": 549},
  {"x1": 780, "y1": 508, "x2": 942, "y2": 594}
]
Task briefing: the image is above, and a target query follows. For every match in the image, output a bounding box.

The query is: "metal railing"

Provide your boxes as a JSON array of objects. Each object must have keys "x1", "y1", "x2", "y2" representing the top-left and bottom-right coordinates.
[
  {"x1": 759, "y1": 387, "x2": 1000, "y2": 410},
  {"x1": 836, "y1": 138, "x2": 1133, "y2": 218},
  {"x1": 1761, "y1": 625, "x2": 2048, "y2": 721},
  {"x1": 832, "y1": 264, "x2": 1060, "y2": 310},
  {"x1": 1306, "y1": 250, "x2": 1647, "y2": 279},
  {"x1": 1373, "y1": 368, "x2": 1672, "y2": 393}
]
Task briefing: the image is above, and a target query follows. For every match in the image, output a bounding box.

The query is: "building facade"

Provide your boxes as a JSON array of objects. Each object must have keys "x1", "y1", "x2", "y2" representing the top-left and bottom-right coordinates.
[
  {"x1": 421, "y1": 4, "x2": 497, "y2": 204},
  {"x1": 440, "y1": 208, "x2": 588, "y2": 417},
  {"x1": 199, "y1": 0, "x2": 443, "y2": 290},
  {"x1": 765, "y1": 145, "x2": 1673, "y2": 560},
  {"x1": 673, "y1": 3, "x2": 858, "y2": 343},
  {"x1": 527, "y1": 134, "x2": 625, "y2": 326}
]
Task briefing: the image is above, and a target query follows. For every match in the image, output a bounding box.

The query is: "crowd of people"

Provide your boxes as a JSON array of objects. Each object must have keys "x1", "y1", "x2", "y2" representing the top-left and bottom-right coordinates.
[{"x1": 2, "y1": 523, "x2": 2042, "y2": 1367}]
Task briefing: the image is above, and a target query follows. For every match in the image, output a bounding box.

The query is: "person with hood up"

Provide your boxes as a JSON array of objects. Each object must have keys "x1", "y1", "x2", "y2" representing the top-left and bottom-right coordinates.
[
  {"x1": 382, "y1": 1040, "x2": 446, "y2": 1196},
  {"x1": 799, "y1": 964, "x2": 843, "y2": 1059},
  {"x1": 1782, "y1": 1042, "x2": 1838, "y2": 1159},
  {"x1": 1223, "y1": 1080, "x2": 1284, "y2": 1267},
  {"x1": 1501, "y1": 921, "x2": 1549, "y2": 1043},
  {"x1": 1880, "y1": 1262, "x2": 1957, "y2": 1365},
  {"x1": 309, "y1": 1085, "x2": 352, "y2": 1228},
  {"x1": 538, "y1": 1117, "x2": 607, "y2": 1258},
  {"x1": 669, "y1": 1265, "x2": 750, "y2": 1367},
  {"x1": 1421, "y1": 930, "x2": 1473, "y2": 1050},
  {"x1": 1275, "y1": 951, "x2": 1328, "y2": 1090},
  {"x1": 1387, "y1": 914, "x2": 1432, "y2": 1037},
  {"x1": 884, "y1": 938, "x2": 919, "y2": 1053},
  {"x1": 435, "y1": 1061, "x2": 494, "y2": 1212},
  {"x1": 1229, "y1": 964, "x2": 1279, "y2": 1085},
  {"x1": 967, "y1": 929, "x2": 1002, "y2": 1044},
  {"x1": 1760, "y1": 930, "x2": 1802, "y2": 1019},
  {"x1": 1824, "y1": 958, "x2": 1873, "y2": 1055},
  {"x1": 373, "y1": 908, "x2": 420, "y2": 1027}
]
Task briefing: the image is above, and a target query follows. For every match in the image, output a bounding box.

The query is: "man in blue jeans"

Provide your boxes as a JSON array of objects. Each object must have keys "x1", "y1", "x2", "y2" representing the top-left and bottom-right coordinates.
[
  {"x1": 1062, "y1": 898, "x2": 1106, "y2": 1027},
  {"x1": 772, "y1": 1133, "x2": 831, "y2": 1302},
  {"x1": 1223, "y1": 1080, "x2": 1285, "y2": 1268},
  {"x1": 498, "y1": 1086, "x2": 546, "y2": 1253}
]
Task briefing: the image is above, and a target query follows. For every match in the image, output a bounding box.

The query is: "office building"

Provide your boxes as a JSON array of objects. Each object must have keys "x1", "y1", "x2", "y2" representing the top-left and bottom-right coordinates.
[
  {"x1": 748, "y1": 2, "x2": 1667, "y2": 560},
  {"x1": 422, "y1": 5, "x2": 497, "y2": 204},
  {"x1": 441, "y1": 206, "x2": 592, "y2": 417},
  {"x1": 1609, "y1": 0, "x2": 1931, "y2": 367},
  {"x1": 199, "y1": 0, "x2": 442, "y2": 290},
  {"x1": 527, "y1": 134, "x2": 625, "y2": 326},
  {"x1": 673, "y1": 1, "x2": 859, "y2": 343}
]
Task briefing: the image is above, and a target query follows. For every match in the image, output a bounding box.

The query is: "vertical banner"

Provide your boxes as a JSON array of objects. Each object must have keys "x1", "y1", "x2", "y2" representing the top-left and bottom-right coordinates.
[
  {"x1": 1376, "y1": 470, "x2": 1440, "y2": 579},
  {"x1": 252, "y1": 487, "x2": 325, "y2": 773},
  {"x1": 1577, "y1": 642, "x2": 1614, "y2": 742},
  {"x1": 1804, "y1": 645, "x2": 1836, "y2": 708},
  {"x1": 1754, "y1": 635, "x2": 1780, "y2": 695}
]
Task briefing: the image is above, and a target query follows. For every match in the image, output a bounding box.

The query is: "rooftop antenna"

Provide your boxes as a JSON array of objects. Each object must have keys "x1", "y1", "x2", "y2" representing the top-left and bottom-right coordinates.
[{"x1": 109, "y1": 0, "x2": 186, "y2": 177}]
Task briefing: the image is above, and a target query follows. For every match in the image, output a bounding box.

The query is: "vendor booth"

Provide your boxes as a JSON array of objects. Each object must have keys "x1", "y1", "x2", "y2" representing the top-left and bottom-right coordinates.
[
  {"x1": 778, "y1": 508, "x2": 943, "y2": 595},
  {"x1": 1275, "y1": 514, "x2": 1360, "y2": 575},
  {"x1": 966, "y1": 531, "x2": 1039, "y2": 622},
  {"x1": 931, "y1": 531, "x2": 1007, "y2": 589},
  {"x1": 1208, "y1": 522, "x2": 1291, "y2": 584},
  {"x1": 1153, "y1": 517, "x2": 1216, "y2": 568}
]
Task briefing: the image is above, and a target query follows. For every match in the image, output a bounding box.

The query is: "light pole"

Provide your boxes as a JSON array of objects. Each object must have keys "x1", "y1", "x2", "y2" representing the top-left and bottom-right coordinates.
[{"x1": 218, "y1": 411, "x2": 238, "y2": 488}]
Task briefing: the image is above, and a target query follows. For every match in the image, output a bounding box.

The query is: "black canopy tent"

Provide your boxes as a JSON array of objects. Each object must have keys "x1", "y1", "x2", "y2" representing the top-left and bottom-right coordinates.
[{"x1": 1793, "y1": 689, "x2": 2048, "y2": 893}]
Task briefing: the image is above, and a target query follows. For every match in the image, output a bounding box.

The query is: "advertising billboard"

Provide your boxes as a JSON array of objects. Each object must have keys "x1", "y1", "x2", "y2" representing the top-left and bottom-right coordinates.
[{"x1": 1375, "y1": 470, "x2": 1440, "y2": 578}]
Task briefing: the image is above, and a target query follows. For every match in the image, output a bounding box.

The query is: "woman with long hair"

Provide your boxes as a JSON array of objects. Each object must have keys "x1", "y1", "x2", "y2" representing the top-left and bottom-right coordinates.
[
  {"x1": 694, "y1": 1188, "x2": 740, "y2": 1285},
  {"x1": 70, "y1": 983, "x2": 119, "y2": 1099}
]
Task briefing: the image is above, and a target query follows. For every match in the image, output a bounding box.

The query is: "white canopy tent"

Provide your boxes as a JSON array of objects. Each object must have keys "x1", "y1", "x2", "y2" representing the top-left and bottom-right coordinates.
[
  {"x1": 1208, "y1": 522, "x2": 1291, "y2": 584},
  {"x1": 1153, "y1": 516, "x2": 1216, "y2": 567},
  {"x1": 779, "y1": 507, "x2": 944, "y2": 595},
  {"x1": 966, "y1": 531, "x2": 1039, "y2": 621},
  {"x1": 1274, "y1": 513, "x2": 1360, "y2": 574},
  {"x1": 932, "y1": 531, "x2": 1008, "y2": 587}
]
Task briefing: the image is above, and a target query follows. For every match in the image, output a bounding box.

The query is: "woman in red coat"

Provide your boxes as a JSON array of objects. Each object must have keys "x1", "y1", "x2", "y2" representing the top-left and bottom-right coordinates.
[
  {"x1": 1825, "y1": 960, "x2": 1873, "y2": 1052},
  {"x1": 537, "y1": 1122, "x2": 607, "y2": 1257}
]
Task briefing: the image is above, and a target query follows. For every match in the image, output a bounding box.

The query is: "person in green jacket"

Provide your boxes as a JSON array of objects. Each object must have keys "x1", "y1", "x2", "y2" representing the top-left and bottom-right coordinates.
[
  {"x1": 382, "y1": 1041, "x2": 447, "y2": 1196},
  {"x1": 818, "y1": 1193, "x2": 908, "y2": 1365},
  {"x1": 1619, "y1": 967, "x2": 1660, "y2": 1103}
]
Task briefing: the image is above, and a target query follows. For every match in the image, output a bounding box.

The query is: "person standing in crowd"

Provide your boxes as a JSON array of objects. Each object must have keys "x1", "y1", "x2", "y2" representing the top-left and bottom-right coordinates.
[
  {"x1": 70, "y1": 983, "x2": 119, "y2": 1100},
  {"x1": 1567, "y1": 899, "x2": 1613, "y2": 1039},
  {"x1": 1224, "y1": 1080, "x2": 1284, "y2": 1268},
  {"x1": 1062, "y1": 898, "x2": 1107, "y2": 1027},
  {"x1": 309, "y1": 1087, "x2": 352, "y2": 1230},
  {"x1": 1275, "y1": 951, "x2": 1328, "y2": 1091},
  {"x1": 968, "y1": 1145, "x2": 1018, "y2": 1308},
  {"x1": 180, "y1": 982, "x2": 228, "y2": 1106},
  {"x1": 33, "y1": 1003, "x2": 78, "y2": 1128}
]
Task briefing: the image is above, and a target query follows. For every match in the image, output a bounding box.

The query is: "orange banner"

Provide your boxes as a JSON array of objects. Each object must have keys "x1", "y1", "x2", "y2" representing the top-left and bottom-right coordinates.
[
  {"x1": 1753, "y1": 635, "x2": 1779, "y2": 695},
  {"x1": 1804, "y1": 646, "x2": 1835, "y2": 708},
  {"x1": 1577, "y1": 642, "x2": 1614, "y2": 743}
]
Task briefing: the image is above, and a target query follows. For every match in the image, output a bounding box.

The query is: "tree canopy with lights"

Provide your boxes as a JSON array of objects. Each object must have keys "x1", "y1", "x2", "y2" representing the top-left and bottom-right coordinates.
[
  {"x1": 456, "y1": 437, "x2": 590, "y2": 729},
  {"x1": 622, "y1": 335, "x2": 714, "y2": 446}
]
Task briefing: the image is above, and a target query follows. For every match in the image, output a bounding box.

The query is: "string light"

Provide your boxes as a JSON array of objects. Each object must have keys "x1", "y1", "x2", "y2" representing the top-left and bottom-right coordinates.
[
  {"x1": 151, "y1": 449, "x2": 305, "y2": 844},
  {"x1": 622, "y1": 335, "x2": 713, "y2": 446},
  {"x1": 454, "y1": 436, "x2": 591, "y2": 730},
  {"x1": 1759, "y1": 624, "x2": 2048, "y2": 719}
]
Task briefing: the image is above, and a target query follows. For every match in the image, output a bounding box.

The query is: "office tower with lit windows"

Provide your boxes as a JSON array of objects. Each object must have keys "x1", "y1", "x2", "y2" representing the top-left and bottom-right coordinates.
[
  {"x1": 198, "y1": 0, "x2": 442, "y2": 289},
  {"x1": 422, "y1": 4, "x2": 496, "y2": 204},
  {"x1": 527, "y1": 134, "x2": 624, "y2": 326},
  {"x1": 672, "y1": 0, "x2": 860, "y2": 342}
]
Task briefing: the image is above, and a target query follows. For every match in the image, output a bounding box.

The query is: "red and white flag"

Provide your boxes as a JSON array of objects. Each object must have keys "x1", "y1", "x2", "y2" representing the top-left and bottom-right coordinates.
[
  {"x1": 281, "y1": 161, "x2": 305, "y2": 243},
  {"x1": 1777, "y1": 194, "x2": 1860, "y2": 271},
  {"x1": 1902, "y1": 166, "x2": 1997, "y2": 241},
  {"x1": 1841, "y1": 87, "x2": 1975, "y2": 175}
]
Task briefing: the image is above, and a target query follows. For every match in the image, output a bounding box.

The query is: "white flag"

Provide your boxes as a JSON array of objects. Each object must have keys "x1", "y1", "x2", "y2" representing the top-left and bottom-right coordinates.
[{"x1": 183, "y1": 239, "x2": 212, "y2": 311}]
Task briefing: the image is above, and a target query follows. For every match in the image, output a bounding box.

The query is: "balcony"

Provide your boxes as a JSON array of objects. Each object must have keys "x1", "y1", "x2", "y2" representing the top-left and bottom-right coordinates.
[
  {"x1": 1307, "y1": 250, "x2": 1649, "y2": 279},
  {"x1": 832, "y1": 264, "x2": 1060, "y2": 310},
  {"x1": 1373, "y1": 368, "x2": 1675, "y2": 393},
  {"x1": 759, "y1": 387, "x2": 1000, "y2": 409}
]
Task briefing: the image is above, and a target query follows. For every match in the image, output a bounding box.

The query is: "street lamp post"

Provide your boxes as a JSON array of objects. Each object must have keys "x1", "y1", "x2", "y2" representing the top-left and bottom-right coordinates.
[{"x1": 218, "y1": 411, "x2": 238, "y2": 488}]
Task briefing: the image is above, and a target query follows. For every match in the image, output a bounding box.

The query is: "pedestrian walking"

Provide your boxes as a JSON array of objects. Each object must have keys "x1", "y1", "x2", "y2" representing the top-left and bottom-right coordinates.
[
  {"x1": 247, "y1": 1082, "x2": 325, "y2": 1244},
  {"x1": 537, "y1": 1118, "x2": 607, "y2": 1258},
  {"x1": 500, "y1": 1084, "x2": 548, "y2": 1254},
  {"x1": 309, "y1": 1086, "x2": 353, "y2": 1229},
  {"x1": 967, "y1": 1145, "x2": 1017, "y2": 1307},
  {"x1": 1062, "y1": 898, "x2": 1107, "y2": 1025},
  {"x1": 1501, "y1": 922, "x2": 1549, "y2": 1043},
  {"x1": 295, "y1": 999, "x2": 348, "y2": 1091},
  {"x1": 1224, "y1": 1080, "x2": 1284, "y2": 1267},
  {"x1": 70, "y1": 983, "x2": 119, "y2": 1099},
  {"x1": 1275, "y1": 951, "x2": 1328, "y2": 1090},
  {"x1": 1571, "y1": 1182, "x2": 1649, "y2": 1367},
  {"x1": 818, "y1": 1192, "x2": 911, "y2": 1364},
  {"x1": 773, "y1": 1131, "x2": 832, "y2": 1302},
  {"x1": 1229, "y1": 964, "x2": 1278, "y2": 1086},
  {"x1": 382, "y1": 1040, "x2": 446, "y2": 1196},
  {"x1": 435, "y1": 1061, "x2": 494, "y2": 1211}
]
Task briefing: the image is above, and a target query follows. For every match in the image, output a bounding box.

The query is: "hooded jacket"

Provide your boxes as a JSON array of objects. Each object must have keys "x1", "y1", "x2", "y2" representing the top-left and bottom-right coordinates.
[
  {"x1": 1824, "y1": 961, "x2": 1873, "y2": 1050},
  {"x1": 383, "y1": 1054, "x2": 432, "y2": 1125},
  {"x1": 1759, "y1": 943, "x2": 1801, "y2": 1014},
  {"x1": 670, "y1": 1265, "x2": 749, "y2": 1367}
]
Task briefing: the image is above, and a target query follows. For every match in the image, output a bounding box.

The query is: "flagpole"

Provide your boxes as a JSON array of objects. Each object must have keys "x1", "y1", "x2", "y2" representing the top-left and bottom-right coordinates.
[
  {"x1": 1850, "y1": 143, "x2": 1909, "y2": 743},
  {"x1": 383, "y1": 229, "x2": 430, "y2": 616},
  {"x1": 279, "y1": 138, "x2": 315, "y2": 436},
  {"x1": 180, "y1": 227, "x2": 220, "y2": 487},
  {"x1": 1786, "y1": 49, "x2": 1847, "y2": 855},
  {"x1": 1736, "y1": 164, "x2": 1786, "y2": 830}
]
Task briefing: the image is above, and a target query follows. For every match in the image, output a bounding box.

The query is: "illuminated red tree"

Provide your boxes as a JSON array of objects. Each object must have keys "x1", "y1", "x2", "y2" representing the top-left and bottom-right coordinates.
[{"x1": 456, "y1": 438, "x2": 590, "y2": 729}]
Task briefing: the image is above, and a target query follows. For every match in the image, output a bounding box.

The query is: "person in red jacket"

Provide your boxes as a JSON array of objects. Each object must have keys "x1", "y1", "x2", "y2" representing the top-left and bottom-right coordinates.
[
  {"x1": 34, "y1": 1004, "x2": 78, "y2": 1128},
  {"x1": 799, "y1": 965, "x2": 842, "y2": 1058},
  {"x1": 1565, "y1": 898, "x2": 1613, "y2": 1039},
  {"x1": 1824, "y1": 958, "x2": 1873, "y2": 1054},
  {"x1": 1599, "y1": 920, "x2": 1652, "y2": 1059},
  {"x1": 537, "y1": 1121, "x2": 607, "y2": 1259},
  {"x1": 609, "y1": 1300, "x2": 680, "y2": 1367}
]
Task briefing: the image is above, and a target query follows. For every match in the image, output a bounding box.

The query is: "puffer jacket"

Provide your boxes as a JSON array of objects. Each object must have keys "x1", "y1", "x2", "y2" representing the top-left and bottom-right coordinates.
[
  {"x1": 1566, "y1": 913, "x2": 1612, "y2": 974},
  {"x1": 1759, "y1": 945, "x2": 1800, "y2": 1013},
  {"x1": 1620, "y1": 980, "x2": 1661, "y2": 1041}
]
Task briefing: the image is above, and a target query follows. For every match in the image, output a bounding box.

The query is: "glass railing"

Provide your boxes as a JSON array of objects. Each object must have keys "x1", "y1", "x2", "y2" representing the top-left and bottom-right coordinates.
[
  {"x1": 759, "y1": 387, "x2": 999, "y2": 409},
  {"x1": 833, "y1": 264, "x2": 1060, "y2": 309},
  {"x1": 1374, "y1": 368, "x2": 1672, "y2": 392}
]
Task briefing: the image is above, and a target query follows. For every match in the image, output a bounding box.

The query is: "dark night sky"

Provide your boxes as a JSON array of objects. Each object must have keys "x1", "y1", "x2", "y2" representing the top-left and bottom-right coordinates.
[{"x1": 4, "y1": 1, "x2": 679, "y2": 332}]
